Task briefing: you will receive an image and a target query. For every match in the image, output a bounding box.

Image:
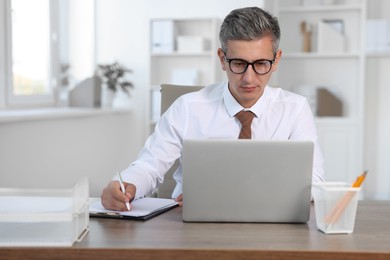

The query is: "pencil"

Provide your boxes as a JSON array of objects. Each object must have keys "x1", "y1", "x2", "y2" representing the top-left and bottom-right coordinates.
[
  {"x1": 324, "y1": 171, "x2": 368, "y2": 227},
  {"x1": 352, "y1": 171, "x2": 368, "y2": 187}
]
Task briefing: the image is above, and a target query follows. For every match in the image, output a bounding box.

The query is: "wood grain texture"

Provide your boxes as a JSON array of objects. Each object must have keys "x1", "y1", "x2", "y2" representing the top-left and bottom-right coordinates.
[{"x1": 1, "y1": 201, "x2": 389, "y2": 260}]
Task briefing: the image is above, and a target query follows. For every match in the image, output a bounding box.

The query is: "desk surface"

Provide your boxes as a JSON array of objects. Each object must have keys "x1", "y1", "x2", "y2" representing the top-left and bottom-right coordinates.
[{"x1": 1, "y1": 201, "x2": 390, "y2": 259}]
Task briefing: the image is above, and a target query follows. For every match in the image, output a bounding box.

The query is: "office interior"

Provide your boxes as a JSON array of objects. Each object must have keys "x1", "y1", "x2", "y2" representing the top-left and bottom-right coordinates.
[{"x1": 0, "y1": 0, "x2": 389, "y2": 200}]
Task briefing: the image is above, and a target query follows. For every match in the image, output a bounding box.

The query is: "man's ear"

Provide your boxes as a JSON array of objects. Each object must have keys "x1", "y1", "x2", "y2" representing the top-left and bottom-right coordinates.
[
  {"x1": 271, "y1": 49, "x2": 283, "y2": 72},
  {"x1": 217, "y1": 48, "x2": 227, "y2": 71}
]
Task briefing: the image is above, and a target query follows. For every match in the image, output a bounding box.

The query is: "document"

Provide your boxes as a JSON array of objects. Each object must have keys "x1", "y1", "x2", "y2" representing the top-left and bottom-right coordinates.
[{"x1": 89, "y1": 197, "x2": 178, "y2": 220}]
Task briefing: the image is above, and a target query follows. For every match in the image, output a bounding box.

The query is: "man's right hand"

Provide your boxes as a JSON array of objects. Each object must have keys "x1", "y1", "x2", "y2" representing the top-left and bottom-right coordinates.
[{"x1": 101, "y1": 180, "x2": 136, "y2": 211}]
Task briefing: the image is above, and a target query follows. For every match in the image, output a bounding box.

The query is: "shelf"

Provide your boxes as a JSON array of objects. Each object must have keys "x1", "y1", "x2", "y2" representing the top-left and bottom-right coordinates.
[
  {"x1": 0, "y1": 107, "x2": 132, "y2": 123},
  {"x1": 366, "y1": 52, "x2": 390, "y2": 58},
  {"x1": 279, "y1": 4, "x2": 362, "y2": 13},
  {"x1": 151, "y1": 51, "x2": 213, "y2": 57},
  {"x1": 314, "y1": 117, "x2": 359, "y2": 126},
  {"x1": 283, "y1": 53, "x2": 361, "y2": 59}
]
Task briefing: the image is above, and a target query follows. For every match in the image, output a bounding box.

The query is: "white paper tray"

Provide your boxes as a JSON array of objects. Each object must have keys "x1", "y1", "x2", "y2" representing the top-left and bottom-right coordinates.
[{"x1": 0, "y1": 177, "x2": 89, "y2": 247}]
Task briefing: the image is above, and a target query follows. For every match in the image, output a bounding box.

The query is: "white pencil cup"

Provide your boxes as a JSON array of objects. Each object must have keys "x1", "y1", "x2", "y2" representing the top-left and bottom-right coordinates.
[{"x1": 312, "y1": 182, "x2": 361, "y2": 234}]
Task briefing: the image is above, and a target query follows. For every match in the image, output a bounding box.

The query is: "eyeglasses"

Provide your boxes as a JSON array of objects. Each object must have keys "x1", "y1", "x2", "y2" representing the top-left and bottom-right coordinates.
[{"x1": 224, "y1": 53, "x2": 276, "y2": 75}]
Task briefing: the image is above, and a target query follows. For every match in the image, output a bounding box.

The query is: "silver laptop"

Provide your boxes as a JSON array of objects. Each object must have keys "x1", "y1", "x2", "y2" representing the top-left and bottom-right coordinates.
[{"x1": 182, "y1": 139, "x2": 313, "y2": 223}]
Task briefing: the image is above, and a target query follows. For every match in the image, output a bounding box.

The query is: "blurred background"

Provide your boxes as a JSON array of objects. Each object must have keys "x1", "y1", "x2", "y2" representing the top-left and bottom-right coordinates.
[{"x1": 0, "y1": 0, "x2": 389, "y2": 199}]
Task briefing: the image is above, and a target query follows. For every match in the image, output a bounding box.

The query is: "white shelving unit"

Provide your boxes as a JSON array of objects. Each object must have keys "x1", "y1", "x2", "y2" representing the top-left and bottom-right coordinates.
[
  {"x1": 148, "y1": 18, "x2": 223, "y2": 132},
  {"x1": 270, "y1": 0, "x2": 367, "y2": 183}
]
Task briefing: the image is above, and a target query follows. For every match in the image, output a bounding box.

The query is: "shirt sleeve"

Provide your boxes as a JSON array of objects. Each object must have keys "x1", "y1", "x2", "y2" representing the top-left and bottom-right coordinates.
[
  {"x1": 118, "y1": 98, "x2": 186, "y2": 198},
  {"x1": 289, "y1": 100, "x2": 325, "y2": 183}
]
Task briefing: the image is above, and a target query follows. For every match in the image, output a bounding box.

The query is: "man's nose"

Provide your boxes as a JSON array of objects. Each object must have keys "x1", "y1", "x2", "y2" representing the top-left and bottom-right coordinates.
[{"x1": 242, "y1": 64, "x2": 257, "y2": 81}]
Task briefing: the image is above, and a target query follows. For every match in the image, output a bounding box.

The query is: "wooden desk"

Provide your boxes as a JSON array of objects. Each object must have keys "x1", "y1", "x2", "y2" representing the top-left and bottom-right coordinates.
[{"x1": 1, "y1": 201, "x2": 390, "y2": 259}]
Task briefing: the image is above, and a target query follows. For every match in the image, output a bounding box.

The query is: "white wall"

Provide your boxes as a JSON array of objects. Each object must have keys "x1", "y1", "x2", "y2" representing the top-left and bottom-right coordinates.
[
  {"x1": 363, "y1": 2, "x2": 390, "y2": 200},
  {"x1": 365, "y1": 58, "x2": 390, "y2": 200},
  {"x1": 0, "y1": 112, "x2": 139, "y2": 197},
  {"x1": 68, "y1": 0, "x2": 95, "y2": 84},
  {"x1": 0, "y1": 1, "x2": 7, "y2": 109}
]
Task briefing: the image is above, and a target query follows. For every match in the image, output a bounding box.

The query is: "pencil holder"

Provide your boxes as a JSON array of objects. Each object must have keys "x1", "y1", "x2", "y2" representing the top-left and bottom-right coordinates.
[{"x1": 312, "y1": 182, "x2": 361, "y2": 234}]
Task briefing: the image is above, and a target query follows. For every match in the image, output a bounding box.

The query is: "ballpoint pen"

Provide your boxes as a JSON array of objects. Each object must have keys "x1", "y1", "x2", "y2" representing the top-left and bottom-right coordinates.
[{"x1": 117, "y1": 171, "x2": 131, "y2": 211}]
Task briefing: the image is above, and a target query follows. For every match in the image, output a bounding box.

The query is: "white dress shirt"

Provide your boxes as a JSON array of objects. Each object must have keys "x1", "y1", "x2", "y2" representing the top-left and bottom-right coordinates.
[{"x1": 120, "y1": 81, "x2": 324, "y2": 199}]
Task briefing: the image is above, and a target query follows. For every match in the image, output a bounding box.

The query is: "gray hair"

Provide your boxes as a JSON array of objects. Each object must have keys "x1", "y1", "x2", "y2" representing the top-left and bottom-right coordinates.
[{"x1": 219, "y1": 7, "x2": 280, "y2": 54}]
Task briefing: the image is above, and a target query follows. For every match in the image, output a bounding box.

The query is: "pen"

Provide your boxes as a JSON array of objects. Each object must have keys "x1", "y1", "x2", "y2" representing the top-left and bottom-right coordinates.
[{"x1": 117, "y1": 171, "x2": 131, "y2": 211}]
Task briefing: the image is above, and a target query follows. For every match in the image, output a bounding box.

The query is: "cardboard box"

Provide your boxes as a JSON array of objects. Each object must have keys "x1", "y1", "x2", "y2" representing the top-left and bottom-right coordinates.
[
  {"x1": 292, "y1": 85, "x2": 343, "y2": 117},
  {"x1": 317, "y1": 88, "x2": 343, "y2": 117}
]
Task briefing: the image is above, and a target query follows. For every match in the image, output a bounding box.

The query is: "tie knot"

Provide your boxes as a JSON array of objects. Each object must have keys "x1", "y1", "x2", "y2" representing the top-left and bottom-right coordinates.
[
  {"x1": 235, "y1": 110, "x2": 255, "y2": 127},
  {"x1": 235, "y1": 110, "x2": 255, "y2": 139}
]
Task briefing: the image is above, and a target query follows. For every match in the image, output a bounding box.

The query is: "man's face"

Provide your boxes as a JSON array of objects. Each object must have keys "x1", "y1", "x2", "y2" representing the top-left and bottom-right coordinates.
[{"x1": 218, "y1": 36, "x2": 282, "y2": 108}]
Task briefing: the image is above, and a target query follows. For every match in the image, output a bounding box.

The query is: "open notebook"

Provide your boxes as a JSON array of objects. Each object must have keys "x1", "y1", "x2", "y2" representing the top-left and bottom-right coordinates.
[{"x1": 89, "y1": 197, "x2": 178, "y2": 220}]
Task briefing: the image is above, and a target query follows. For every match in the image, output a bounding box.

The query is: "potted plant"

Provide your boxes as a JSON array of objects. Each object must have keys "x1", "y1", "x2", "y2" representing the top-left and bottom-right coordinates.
[{"x1": 96, "y1": 62, "x2": 134, "y2": 107}]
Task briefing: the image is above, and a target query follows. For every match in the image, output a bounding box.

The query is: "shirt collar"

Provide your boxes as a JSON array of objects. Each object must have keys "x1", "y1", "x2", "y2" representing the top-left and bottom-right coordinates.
[{"x1": 223, "y1": 82, "x2": 269, "y2": 118}]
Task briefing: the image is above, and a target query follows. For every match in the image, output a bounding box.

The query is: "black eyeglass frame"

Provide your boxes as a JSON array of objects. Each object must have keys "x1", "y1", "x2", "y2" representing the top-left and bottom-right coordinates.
[{"x1": 223, "y1": 52, "x2": 276, "y2": 75}]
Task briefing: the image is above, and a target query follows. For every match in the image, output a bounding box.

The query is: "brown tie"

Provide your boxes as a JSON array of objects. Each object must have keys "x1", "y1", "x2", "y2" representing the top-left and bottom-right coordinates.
[{"x1": 235, "y1": 110, "x2": 255, "y2": 139}]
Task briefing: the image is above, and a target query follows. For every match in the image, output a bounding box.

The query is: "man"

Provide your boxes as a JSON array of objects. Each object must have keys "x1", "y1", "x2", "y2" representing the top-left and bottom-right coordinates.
[{"x1": 101, "y1": 6, "x2": 324, "y2": 211}]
